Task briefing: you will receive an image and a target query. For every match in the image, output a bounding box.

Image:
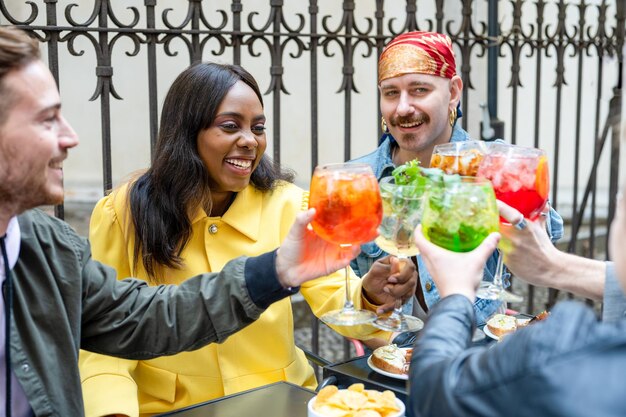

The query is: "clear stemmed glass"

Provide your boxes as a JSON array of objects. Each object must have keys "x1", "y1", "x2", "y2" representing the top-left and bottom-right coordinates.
[
  {"x1": 430, "y1": 140, "x2": 489, "y2": 176},
  {"x1": 308, "y1": 163, "x2": 383, "y2": 326},
  {"x1": 422, "y1": 176, "x2": 499, "y2": 345},
  {"x1": 421, "y1": 176, "x2": 500, "y2": 259},
  {"x1": 373, "y1": 176, "x2": 425, "y2": 332},
  {"x1": 475, "y1": 144, "x2": 550, "y2": 302}
]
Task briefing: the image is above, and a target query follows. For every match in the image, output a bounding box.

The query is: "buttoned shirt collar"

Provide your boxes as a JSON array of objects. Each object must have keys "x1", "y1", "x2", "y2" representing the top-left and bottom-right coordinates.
[{"x1": 0, "y1": 217, "x2": 21, "y2": 278}]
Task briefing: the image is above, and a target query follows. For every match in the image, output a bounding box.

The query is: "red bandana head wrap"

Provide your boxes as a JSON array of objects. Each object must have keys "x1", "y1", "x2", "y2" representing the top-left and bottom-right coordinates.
[{"x1": 378, "y1": 31, "x2": 457, "y2": 83}]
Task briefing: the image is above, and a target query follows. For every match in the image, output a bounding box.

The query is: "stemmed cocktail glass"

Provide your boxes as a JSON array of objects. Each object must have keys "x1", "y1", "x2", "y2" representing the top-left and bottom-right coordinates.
[
  {"x1": 308, "y1": 163, "x2": 383, "y2": 326},
  {"x1": 421, "y1": 177, "x2": 500, "y2": 256},
  {"x1": 430, "y1": 140, "x2": 489, "y2": 176},
  {"x1": 475, "y1": 144, "x2": 550, "y2": 302},
  {"x1": 373, "y1": 176, "x2": 425, "y2": 332}
]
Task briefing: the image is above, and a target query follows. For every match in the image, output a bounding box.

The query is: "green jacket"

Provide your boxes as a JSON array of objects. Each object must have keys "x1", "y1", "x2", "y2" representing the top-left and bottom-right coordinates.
[{"x1": 9, "y1": 209, "x2": 293, "y2": 416}]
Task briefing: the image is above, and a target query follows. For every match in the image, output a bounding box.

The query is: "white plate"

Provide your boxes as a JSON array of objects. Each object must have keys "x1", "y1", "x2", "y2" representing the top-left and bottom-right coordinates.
[
  {"x1": 367, "y1": 349, "x2": 410, "y2": 380},
  {"x1": 482, "y1": 325, "x2": 500, "y2": 341}
]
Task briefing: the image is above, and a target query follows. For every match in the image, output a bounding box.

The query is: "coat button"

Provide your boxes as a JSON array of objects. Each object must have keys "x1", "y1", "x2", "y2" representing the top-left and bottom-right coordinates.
[
  {"x1": 209, "y1": 224, "x2": 218, "y2": 234},
  {"x1": 21, "y1": 363, "x2": 29, "y2": 373},
  {"x1": 425, "y1": 281, "x2": 433, "y2": 292}
]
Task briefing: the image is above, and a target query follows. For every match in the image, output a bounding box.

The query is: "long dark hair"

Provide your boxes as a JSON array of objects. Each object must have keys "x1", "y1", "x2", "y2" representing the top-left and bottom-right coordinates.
[{"x1": 129, "y1": 62, "x2": 294, "y2": 282}]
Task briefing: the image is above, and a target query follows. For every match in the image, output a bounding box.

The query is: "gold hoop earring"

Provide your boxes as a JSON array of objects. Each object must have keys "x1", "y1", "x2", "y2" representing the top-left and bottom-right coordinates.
[
  {"x1": 449, "y1": 107, "x2": 457, "y2": 127},
  {"x1": 381, "y1": 116, "x2": 389, "y2": 133}
]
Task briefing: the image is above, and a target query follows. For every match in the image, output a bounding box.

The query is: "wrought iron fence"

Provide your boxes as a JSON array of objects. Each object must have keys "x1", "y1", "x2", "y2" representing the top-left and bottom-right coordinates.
[{"x1": 1, "y1": 0, "x2": 624, "y2": 357}]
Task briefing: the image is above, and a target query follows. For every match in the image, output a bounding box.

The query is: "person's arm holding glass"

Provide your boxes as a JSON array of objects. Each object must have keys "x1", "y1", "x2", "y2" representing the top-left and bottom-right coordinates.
[
  {"x1": 496, "y1": 200, "x2": 625, "y2": 323},
  {"x1": 407, "y1": 196, "x2": 626, "y2": 416},
  {"x1": 497, "y1": 201, "x2": 605, "y2": 300}
]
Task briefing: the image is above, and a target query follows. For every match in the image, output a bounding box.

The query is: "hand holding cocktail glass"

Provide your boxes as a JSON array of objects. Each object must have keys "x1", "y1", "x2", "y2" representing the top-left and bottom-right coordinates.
[
  {"x1": 475, "y1": 144, "x2": 549, "y2": 302},
  {"x1": 275, "y1": 208, "x2": 362, "y2": 287},
  {"x1": 421, "y1": 176, "x2": 500, "y2": 252},
  {"x1": 414, "y1": 223, "x2": 501, "y2": 301},
  {"x1": 419, "y1": 175, "x2": 501, "y2": 297},
  {"x1": 308, "y1": 163, "x2": 383, "y2": 326},
  {"x1": 373, "y1": 176, "x2": 425, "y2": 332}
]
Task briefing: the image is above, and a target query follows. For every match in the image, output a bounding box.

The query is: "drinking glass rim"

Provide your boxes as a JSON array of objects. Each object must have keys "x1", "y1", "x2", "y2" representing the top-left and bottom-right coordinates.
[
  {"x1": 314, "y1": 162, "x2": 374, "y2": 172},
  {"x1": 427, "y1": 176, "x2": 492, "y2": 186},
  {"x1": 432, "y1": 140, "x2": 489, "y2": 154},
  {"x1": 484, "y1": 143, "x2": 546, "y2": 157}
]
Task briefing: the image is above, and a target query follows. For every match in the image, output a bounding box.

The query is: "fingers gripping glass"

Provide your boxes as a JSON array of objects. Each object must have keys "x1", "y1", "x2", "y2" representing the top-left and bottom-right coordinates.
[
  {"x1": 421, "y1": 177, "x2": 500, "y2": 291},
  {"x1": 475, "y1": 144, "x2": 549, "y2": 303},
  {"x1": 373, "y1": 177, "x2": 425, "y2": 332},
  {"x1": 308, "y1": 163, "x2": 383, "y2": 326}
]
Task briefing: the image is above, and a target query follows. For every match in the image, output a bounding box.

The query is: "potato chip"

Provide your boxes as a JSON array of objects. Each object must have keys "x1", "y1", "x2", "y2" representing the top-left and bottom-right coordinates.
[
  {"x1": 312, "y1": 386, "x2": 401, "y2": 417},
  {"x1": 339, "y1": 390, "x2": 368, "y2": 410},
  {"x1": 348, "y1": 383, "x2": 365, "y2": 392},
  {"x1": 316, "y1": 385, "x2": 339, "y2": 403},
  {"x1": 381, "y1": 390, "x2": 395, "y2": 399},
  {"x1": 325, "y1": 394, "x2": 350, "y2": 410}
]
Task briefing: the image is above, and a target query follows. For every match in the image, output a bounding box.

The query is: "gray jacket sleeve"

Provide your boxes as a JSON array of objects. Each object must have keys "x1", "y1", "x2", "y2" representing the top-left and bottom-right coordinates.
[
  {"x1": 407, "y1": 296, "x2": 607, "y2": 417},
  {"x1": 78, "y1": 234, "x2": 291, "y2": 359},
  {"x1": 602, "y1": 261, "x2": 626, "y2": 322}
]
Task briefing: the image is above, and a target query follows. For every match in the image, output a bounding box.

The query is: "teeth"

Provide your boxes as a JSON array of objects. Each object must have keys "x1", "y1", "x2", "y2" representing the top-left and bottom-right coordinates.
[
  {"x1": 226, "y1": 159, "x2": 252, "y2": 169},
  {"x1": 400, "y1": 121, "x2": 423, "y2": 128}
]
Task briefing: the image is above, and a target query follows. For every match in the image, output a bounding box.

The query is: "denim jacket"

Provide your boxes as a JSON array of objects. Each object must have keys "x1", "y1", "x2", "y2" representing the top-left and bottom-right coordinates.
[{"x1": 350, "y1": 124, "x2": 564, "y2": 324}]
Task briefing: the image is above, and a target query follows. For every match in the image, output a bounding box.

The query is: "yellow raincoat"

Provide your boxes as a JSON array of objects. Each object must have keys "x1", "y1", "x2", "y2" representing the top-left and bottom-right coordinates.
[{"x1": 79, "y1": 181, "x2": 386, "y2": 417}]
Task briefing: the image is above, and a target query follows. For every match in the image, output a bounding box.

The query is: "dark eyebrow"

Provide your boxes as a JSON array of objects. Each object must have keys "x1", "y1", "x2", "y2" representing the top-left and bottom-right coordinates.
[
  {"x1": 379, "y1": 84, "x2": 397, "y2": 91},
  {"x1": 380, "y1": 80, "x2": 435, "y2": 90},
  {"x1": 216, "y1": 112, "x2": 266, "y2": 122},
  {"x1": 408, "y1": 81, "x2": 434, "y2": 88},
  {"x1": 37, "y1": 103, "x2": 61, "y2": 116}
]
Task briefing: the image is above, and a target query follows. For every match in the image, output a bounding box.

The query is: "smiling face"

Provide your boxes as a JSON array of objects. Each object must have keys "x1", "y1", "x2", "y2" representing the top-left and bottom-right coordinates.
[
  {"x1": 379, "y1": 72, "x2": 462, "y2": 165},
  {"x1": 0, "y1": 60, "x2": 78, "y2": 214},
  {"x1": 196, "y1": 80, "x2": 266, "y2": 211}
]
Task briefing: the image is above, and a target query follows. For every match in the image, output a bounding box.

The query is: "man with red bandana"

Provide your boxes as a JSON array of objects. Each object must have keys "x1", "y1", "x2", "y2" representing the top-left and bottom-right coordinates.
[{"x1": 350, "y1": 31, "x2": 564, "y2": 347}]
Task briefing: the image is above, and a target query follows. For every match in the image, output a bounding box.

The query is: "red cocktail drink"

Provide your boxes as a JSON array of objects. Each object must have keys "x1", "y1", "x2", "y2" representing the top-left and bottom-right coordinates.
[
  {"x1": 474, "y1": 144, "x2": 549, "y2": 302},
  {"x1": 477, "y1": 149, "x2": 549, "y2": 221}
]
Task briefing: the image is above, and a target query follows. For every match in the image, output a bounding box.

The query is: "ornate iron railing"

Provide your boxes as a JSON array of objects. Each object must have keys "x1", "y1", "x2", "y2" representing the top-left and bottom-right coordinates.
[{"x1": 2, "y1": 0, "x2": 624, "y2": 358}]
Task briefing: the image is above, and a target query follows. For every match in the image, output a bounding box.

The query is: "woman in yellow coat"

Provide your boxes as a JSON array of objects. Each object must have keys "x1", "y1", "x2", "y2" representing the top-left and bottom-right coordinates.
[{"x1": 79, "y1": 62, "x2": 416, "y2": 417}]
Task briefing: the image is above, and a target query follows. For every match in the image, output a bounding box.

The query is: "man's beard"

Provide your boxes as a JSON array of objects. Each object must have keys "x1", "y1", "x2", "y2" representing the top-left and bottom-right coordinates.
[{"x1": 0, "y1": 178, "x2": 63, "y2": 214}]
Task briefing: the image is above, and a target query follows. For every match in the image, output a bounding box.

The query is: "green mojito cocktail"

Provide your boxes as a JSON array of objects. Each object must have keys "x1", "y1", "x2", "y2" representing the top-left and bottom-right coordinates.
[{"x1": 422, "y1": 177, "x2": 499, "y2": 252}]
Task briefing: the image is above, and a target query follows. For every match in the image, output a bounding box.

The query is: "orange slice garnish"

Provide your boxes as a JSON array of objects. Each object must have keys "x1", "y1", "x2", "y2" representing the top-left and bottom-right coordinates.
[{"x1": 535, "y1": 156, "x2": 549, "y2": 200}]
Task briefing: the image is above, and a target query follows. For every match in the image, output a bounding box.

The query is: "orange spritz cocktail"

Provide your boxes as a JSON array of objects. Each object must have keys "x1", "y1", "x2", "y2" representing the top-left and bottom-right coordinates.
[
  {"x1": 308, "y1": 163, "x2": 382, "y2": 326},
  {"x1": 309, "y1": 165, "x2": 382, "y2": 246}
]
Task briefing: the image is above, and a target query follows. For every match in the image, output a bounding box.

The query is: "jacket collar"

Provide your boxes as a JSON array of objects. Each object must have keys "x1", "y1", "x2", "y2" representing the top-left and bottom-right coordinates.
[{"x1": 190, "y1": 185, "x2": 262, "y2": 242}]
